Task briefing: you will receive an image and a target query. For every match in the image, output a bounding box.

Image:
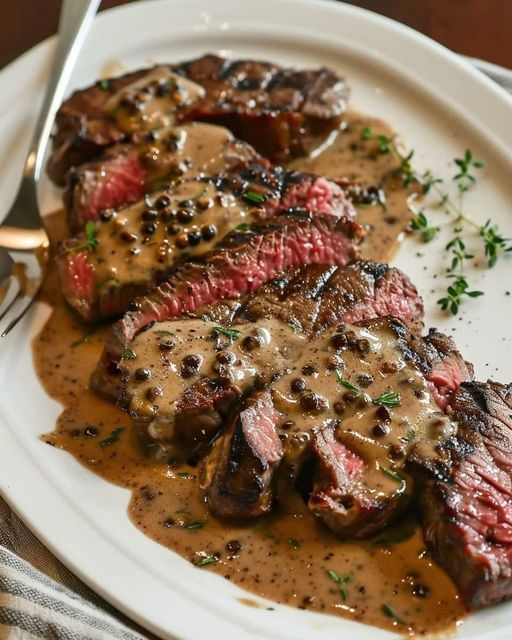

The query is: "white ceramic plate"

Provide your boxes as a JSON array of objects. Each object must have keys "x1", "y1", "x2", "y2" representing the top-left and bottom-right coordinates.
[{"x1": 1, "y1": 1, "x2": 512, "y2": 638}]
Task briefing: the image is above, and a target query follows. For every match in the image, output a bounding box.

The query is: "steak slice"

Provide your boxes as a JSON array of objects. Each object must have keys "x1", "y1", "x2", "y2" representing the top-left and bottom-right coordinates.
[
  {"x1": 173, "y1": 54, "x2": 348, "y2": 162},
  {"x1": 412, "y1": 381, "x2": 512, "y2": 608},
  {"x1": 92, "y1": 212, "x2": 362, "y2": 397},
  {"x1": 48, "y1": 56, "x2": 348, "y2": 184},
  {"x1": 57, "y1": 167, "x2": 354, "y2": 323},
  {"x1": 204, "y1": 318, "x2": 471, "y2": 532},
  {"x1": 64, "y1": 123, "x2": 265, "y2": 232},
  {"x1": 202, "y1": 390, "x2": 284, "y2": 518}
]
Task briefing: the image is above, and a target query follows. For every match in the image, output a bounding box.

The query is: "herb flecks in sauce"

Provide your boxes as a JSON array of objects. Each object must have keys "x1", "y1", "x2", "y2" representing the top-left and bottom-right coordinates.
[{"x1": 100, "y1": 427, "x2": 125, "y2": 447}]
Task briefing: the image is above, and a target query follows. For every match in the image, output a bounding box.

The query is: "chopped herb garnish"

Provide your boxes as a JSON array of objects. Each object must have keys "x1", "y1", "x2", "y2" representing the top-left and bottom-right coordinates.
[
  {"x1": 243, "y1": 190, "x2": 265, "y2": 204},
  {"x1": 184, "y1": 520, "x2": 206, "y2": 530},
  {"x1": 154, "y1": 330, "x2": 176, "y2": 337},
  {"x1": 361, "y1": 126, "x2": 373, "y2": 140},
  {"x1": 175, "y1": 508, "x2": 191, "y2": 515},
  {"x1": 70, "y1": 327, "x2": 98, "y2": 348},
  {"x1": 177, "y1": 471, "x2": 192, "y2": 478},
  {"x1": 402, "y1": 427, "x2": 416, "y2": 444},
  {"x1": 84, "y1": 221, "x2": 98, "y2": 252},
  {"x1": 376, "y1": 134, "x2": 393, "y2": 153},
  {"x1": 98, "y1": 79, "x2": 110, "y2": 91},
  {"x1": 195, "y1": 554, "x2": 218, "y2": 567},
  {"x1": 287, "y1": 538, "x2": 300, "y2": 549},
  {"x1": 381, "y1": 603, "x2": 407, "y2": 626},
  {"x1": 212, "y1": 326, "x2": 241, "y2": 340},
  {"x1": 100, "y1": 427, "x2": 124, "y2": 448},
  {"x1": 121, "y1": 348, "x2": 136, "y2": 360},
  {"x1": 326, "y1": 570, "x2": 353, "y2": 601},
  {"x1": 373, "y1": 391, "x2": 401, "y2": 407},
  {"x1": 381, "y1": 468, "x2": 404, "y2": 483},
  {"x1": 334, "y1": 371, "x2": 361, "y2": 396},
  {"x1": 234, "y1": 222, "x2": 251, "y2": 232}
]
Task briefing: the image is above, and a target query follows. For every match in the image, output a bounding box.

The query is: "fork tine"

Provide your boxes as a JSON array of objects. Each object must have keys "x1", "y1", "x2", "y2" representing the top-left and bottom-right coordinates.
[
  {"x1": 0, "y1": 293, "x2": 35, "y2": 338},
  {"x1": 0, "y1": 286, "x2": 21, "y2": 322}
]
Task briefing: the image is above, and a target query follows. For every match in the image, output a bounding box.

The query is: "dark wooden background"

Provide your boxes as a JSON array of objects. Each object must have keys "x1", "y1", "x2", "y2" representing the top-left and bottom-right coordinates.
[{"x1": 1, "y1": 0, "x2": 511, "y2": 69}]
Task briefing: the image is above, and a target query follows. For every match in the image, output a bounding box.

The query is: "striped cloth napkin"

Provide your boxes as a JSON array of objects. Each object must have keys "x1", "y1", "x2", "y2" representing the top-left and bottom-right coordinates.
[{"x1": 0, "y1": 498, "x2": 152, "y2": 639}]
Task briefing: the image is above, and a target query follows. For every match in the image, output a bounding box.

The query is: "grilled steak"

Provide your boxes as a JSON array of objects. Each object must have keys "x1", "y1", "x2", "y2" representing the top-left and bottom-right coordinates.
[
  {"x1": 57, "y1": 166, "x2": 354, "y2": 322},
  {"x1": 412, "y1": 381, "x2": 512, "y2": 608},
  {"x1": 116, "y1": 262, "x2": 424, "y2": 459},
  {"x1": 48, "y1": 56, "x2": 348, "y2": 184},
  {"x1": 92, "y1": 212, "x2": 363, "y2": 398},
  {"x1": 64, "y1": 123, "x2": 266, "y2": 231},
  {"x1": 205, "y1": 318, "x2": 472, "y2": 532}
]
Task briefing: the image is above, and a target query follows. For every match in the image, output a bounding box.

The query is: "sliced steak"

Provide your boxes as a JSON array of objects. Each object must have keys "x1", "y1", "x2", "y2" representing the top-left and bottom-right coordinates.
[
  {"x1": 48, "y1": 56, "x2": 348, "y2": 184},
  {"x1": 172, "y1": 54, "x2": 348, "y2": 162},
  {"x1": 117, "y1": 261, "x2": 424, "y2": 461},
  {"x1": 202, "y1": 390, "x2": 284, "y2": 518},
  {"x1": 48, "y1": 66, "x2": 205, "y2": 185},
  {"x1": 204, "y1": 318, "x2": 470, "y2": 532},
  {"x1": 57, "y1": 167, "x2": 354, "y2": 323},
  {"x1": 64, "y1": 123, "x2": 265, "y2": 231},
  {"x1": 92, "y1": 212, "x2": 363, "y2": 397},
  {"x1": 412, "y1": 381, "x2": 512, "y2": 608}
]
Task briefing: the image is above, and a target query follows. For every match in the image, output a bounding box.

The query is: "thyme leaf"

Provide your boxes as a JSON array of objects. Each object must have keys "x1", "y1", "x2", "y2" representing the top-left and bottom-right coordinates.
[
  {"x1": 121, "y1": 348, "x2": 136, "y2": 360},
  {"x1": 212, "y1": 326, "x2": 241, "y2": 340},
  {"x1": 381, "y1": 603, "x2": 407, "y2": 626},
  {"x1": 100, "y1": 427, "x2": 124, "y2": 448},
  {"x1": 334, "y1": 371, "x2": 361, "y2": 396},
  {"x1": 373, "y1": 391, "x2": 401, "y2": 407},
  {"x1": 243, "y1": 190, "x2": 265, "y2": 204}
]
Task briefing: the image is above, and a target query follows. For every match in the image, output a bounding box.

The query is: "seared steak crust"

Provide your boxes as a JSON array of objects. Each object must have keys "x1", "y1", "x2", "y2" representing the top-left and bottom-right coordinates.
[
  {"x1": 413, "y1": 381, "x2": 512, "y2": 608},
  {"x1": 48, "y1": 55, "x2": 348, "y2": 184}
]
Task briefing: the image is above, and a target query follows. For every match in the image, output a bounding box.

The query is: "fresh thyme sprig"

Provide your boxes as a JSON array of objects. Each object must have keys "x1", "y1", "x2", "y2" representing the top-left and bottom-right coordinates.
[{"x1": 360, "y1": 126, "x2": 509, "y2": 315}]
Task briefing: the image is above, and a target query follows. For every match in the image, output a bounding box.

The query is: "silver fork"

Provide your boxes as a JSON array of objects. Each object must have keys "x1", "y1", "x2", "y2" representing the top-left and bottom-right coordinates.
[{"x1": 0, "y1": 0, "x2": 100, "y2": 338}]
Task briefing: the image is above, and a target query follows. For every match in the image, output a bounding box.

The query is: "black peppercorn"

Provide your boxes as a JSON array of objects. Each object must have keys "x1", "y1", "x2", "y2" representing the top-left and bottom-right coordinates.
[
  {"x1": 331, "y1": 333, "x2": 348, "y2": 349},
  {"x1": 281, "y1": 420, "x2": 295, "y2": 430},
  {"x1": 159, "y1": 340, "x2": 175, "y2": 351},
  {"x1": 389, "y1": 444, "x2": 405, "y2": 460},
  {"x1": 141, "y1": 222, "x2": 157, "y2": 236},
  {"x1": 177, "y1": 209, "x2": 194, "y2": 223},
  {"x1": 141, "y1": 209, "x2": 158, "y2": 221},
  {"x1": 99, "y1": 208, "x2": 114, "y2": 222},
  {"x1": 290, "y1": 378, "x2": 306, "y2": 393},
  {"x1": 167, "y1": 224, "x2": 180, "y2": 235},
  {"x1": 175, "y1": 233, "x2": 189, "y2": 249},
  {"x1": 146, "y1": 386, "x2": 163, "y2": 400},
  {"x1": 187, "y1": 230, "x2": 202, "y2": 246},
  {"x1": 372, "y1": 424, "x2": 389, "y2": 437},
  {"x1": 300, "y1": 392, "x2": 327, "y2": 413},
  {"x1": 376, "y1": 405, "x2": 392, "y2": 421},
  {"x1": 155, "y1": 195, "x2": 171, "y2": 210},
  {"x1": 135, "y1": 367, "x2": 151, "y2": 381},
  {"x1": 216, "y1": 351, "x2": 236, "y2": 364},
  {"x1": 302, "y1": 364, "x2": 317, "y2": 376},
  {"x1": 333, "y1": 401, "x2": 345, "y2": 415},
  {"x1": 242, "y1": 335, "x2": 261, "y2": 351},
  {"x1": 201, "y1": 224, "x2": 217, "y2": 241},
  {"x1": 226, "y1": 540, "x2": 242, "y2": 553},
  {"x1": 181, "y1": 354, "x2": 202, "y2": 378},
  {"x1": 120, "y1": 230, "x2": 138, "y2": 243}
]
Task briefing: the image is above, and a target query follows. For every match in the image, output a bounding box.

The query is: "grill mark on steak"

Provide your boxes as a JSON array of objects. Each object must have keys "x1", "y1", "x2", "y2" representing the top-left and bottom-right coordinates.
[
  {"x1": 203, "y1": 390, "x2": 284, "y2": 518},
  {"x1": 91, "y1": 212, "x2": 363, "y2": 398},
  {"x1": 411, "y1": 381, "x2": 512, "y2": 608},
  {"x1": 48, "y1": 55, "x2": 348, "y2": 185}
]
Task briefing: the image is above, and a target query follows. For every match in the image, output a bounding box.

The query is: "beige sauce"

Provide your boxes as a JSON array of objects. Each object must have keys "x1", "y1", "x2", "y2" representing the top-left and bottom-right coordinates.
[
  {"x1": 104, "y1": 67, "x2": 204, "y2": 134},
  {"x1": 33, "y1": 111, "x2": 465, "y2": 636},
  {"x1": 289, "y1": 112, "x2": 418, "y2": 261},
  {"x1": 85, "y1": 179, "x2": 253, "y2": 291}
]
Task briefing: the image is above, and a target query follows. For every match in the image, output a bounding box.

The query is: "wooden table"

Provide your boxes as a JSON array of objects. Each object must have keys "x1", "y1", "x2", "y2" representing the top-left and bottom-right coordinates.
[{"x1": 2, "y1": 0, "x2": 511, "y2": 70}]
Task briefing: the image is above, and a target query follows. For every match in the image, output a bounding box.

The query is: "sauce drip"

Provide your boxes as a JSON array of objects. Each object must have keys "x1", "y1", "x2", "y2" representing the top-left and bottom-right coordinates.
[{"x1": 33, "y1": 110, "x2": 465, "y2": 636}]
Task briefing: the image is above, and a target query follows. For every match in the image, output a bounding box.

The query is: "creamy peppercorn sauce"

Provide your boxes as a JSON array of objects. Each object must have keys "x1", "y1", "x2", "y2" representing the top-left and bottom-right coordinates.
[{"x1": 34, "y1": 112, "x2": 466, "y2": 635}]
